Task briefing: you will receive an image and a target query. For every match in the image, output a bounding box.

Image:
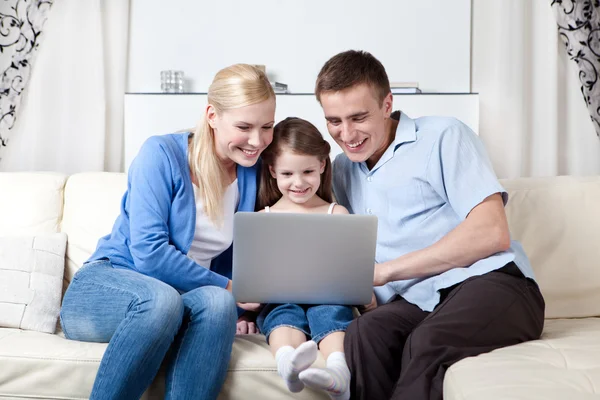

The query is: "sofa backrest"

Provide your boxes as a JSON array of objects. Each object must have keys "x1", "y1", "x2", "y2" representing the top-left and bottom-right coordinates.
[
  {"x1": 501, "y1": 176, "x2": 600, "y2": 319},
  {"x1": 0, "y1": 173, "x2": 66, "y2": 236},
  {"x1": 60, "y1": 173, "x2": 127, "y2": 284},
  {"x1": 1, "y1": 172, "x2": 598, "y2": 320}
]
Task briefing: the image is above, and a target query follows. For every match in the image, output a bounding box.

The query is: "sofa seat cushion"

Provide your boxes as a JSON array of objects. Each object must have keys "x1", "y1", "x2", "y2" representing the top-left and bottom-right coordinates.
[
  {"x1": 0, "y1": 329, "x2": 327, "y2": 399},
  {"x1": 444, "y1": 318, "x2": 600, "y2": 400},
  {"x1": 222, "y1": 335, "x2": 328, "y2": 400},
  {"x1": 0, "y1": 328, "x2": 104, "y2": 399}
]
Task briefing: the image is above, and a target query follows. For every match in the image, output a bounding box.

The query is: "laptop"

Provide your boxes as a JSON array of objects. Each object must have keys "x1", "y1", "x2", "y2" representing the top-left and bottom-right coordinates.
[{"x1": 232, "y1": 212, "x2": 378, "y2": 305}]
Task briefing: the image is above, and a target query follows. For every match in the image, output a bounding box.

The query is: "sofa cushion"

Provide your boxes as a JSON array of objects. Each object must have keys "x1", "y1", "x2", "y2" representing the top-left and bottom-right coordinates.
[
  {"x1": 221, "y1": 335, "x2": 328, "y2": 400},
  {"x1": 0, "y1": 328, "x2": 104, "y2": 399},
  {"x1": 0, "y1": 172, "x2": 67, "y2": 236},
  {"x1": 0, "y1": 330, "x2": 327, "y2": 400},
  {"x1": 501, "y1": 176, "x2": 600, "y2": 319},
  {"x1": 444, "y1": 318, "x2": 600, "y2": 399},
  {"x1": 0, "y1": 233, "x2": 66, "y2": 334}
]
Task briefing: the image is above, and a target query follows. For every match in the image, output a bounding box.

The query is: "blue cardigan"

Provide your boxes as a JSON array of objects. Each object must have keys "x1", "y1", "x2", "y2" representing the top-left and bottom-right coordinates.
[{"x1": 88, "y1": 133, "x2": 259, "y2": 292}]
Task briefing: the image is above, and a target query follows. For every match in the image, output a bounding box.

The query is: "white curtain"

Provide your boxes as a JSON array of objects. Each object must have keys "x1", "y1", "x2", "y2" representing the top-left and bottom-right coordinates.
[
  {"x1": 472, "y1": 0, "x2": 600, "y2": 179},
  {"x1": 0, "y1": 0, "x2": 129, "y2": 173}
]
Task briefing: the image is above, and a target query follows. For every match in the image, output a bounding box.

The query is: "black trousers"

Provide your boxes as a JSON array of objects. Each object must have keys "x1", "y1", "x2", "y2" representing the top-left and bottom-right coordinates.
[{"x1": 344, "y1": 263, "x2": 545, "y2": 400}]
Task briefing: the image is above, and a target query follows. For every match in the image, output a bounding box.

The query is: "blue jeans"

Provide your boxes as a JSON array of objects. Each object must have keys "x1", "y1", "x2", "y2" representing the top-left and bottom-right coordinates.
[
  {"x1": 256, "y1": 303, "x2": 354, "y2": 344},
  {"x1": 60, "y1": 260, "x2": 237, "y2": 400}
]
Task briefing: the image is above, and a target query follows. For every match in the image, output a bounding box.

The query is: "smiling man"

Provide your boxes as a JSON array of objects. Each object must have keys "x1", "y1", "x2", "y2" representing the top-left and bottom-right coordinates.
[{"x1": 314, "y1": 50, "x2": 545, "y2": 400}]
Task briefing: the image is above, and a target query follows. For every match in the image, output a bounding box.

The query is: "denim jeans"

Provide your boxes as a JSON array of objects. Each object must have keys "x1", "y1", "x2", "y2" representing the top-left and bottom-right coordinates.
[
  {"x1": 256, "y1": 303, "x2": 354, "y2": 344},
  {"x1": 60, "y1": 259, "x2": 237, "y2": 400}
]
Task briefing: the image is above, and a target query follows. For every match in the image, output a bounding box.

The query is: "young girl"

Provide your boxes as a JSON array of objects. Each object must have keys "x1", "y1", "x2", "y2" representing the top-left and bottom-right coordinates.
[
  {"x1": 59, "y1": 64, "x2": 275, "y2": 399},
  {"x1": 256, "y1": 117, "x2": 353, "y2": 400}
]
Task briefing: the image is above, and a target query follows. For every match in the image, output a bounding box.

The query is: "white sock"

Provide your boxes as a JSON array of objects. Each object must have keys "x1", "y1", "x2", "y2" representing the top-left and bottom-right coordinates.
[
  {"x1": 299, "y1": 352, "x2": 351, "y2": 400},
  {"x1": 275, "y1": 341, "x2": 318, "y2": 393}
]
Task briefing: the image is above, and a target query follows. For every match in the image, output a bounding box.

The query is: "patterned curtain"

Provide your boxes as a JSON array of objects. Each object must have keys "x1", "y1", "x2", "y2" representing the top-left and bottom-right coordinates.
[
  {"x1": 0, "y1": 0, "x2": 53, "y2": 158},
  {"x1": 551, "y1": 0, "x2": 600, "y2": 137}
]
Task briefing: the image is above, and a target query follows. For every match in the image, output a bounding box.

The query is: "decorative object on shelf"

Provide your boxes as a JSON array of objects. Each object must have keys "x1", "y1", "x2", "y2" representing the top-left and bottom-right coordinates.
[
  {"x1": 270, "y1": 81, "x2": 289, "y2": 94},
  {"x1": 249, "y1": 65, "x2": 287, "y2": 93},
  {"x1": 551, "y1": 0, "x2": 600, "y2": 138},
  {"x1": 160, "y1": 70, "x2": 185, "y2": 93},
  {"x1": 0, "y1": 0, "x2": 54, "y2": 162},
  {"x1": 390, "y1": 81, "x2": 421, "y2": 94}
]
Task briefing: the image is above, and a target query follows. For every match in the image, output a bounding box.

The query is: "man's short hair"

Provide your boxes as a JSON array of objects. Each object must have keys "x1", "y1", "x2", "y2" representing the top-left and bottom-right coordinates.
[{"x1": 315, "y1": 50, "x2": 391, "y2": 106}]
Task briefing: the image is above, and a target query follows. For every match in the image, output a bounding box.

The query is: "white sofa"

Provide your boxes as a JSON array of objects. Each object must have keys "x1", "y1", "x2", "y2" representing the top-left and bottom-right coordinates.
[{"x1": 0, "y1": 172, "x2": 598, "y2": 400}]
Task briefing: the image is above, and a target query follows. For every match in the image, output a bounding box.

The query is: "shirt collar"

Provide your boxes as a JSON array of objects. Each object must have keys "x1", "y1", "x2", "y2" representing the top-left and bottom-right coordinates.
[
  {"x1": 391, "y1": 111, "x2": 417, "y2": 151},
  {"x1": 364, "y1": 111, "x2": 417, "y2": 173}
]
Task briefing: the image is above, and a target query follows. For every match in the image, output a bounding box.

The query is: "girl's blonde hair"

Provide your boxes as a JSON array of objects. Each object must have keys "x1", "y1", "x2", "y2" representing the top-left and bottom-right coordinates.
[
  {"x1": 257, "y1": 117, "x2": 333, "y2": 210},
  {"x1": 189, "y1": 64, "x2": 274, "y2": 224}
]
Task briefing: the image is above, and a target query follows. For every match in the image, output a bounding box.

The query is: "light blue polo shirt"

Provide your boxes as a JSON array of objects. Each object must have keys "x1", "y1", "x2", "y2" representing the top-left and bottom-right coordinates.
[{"x1": 332, "y1": 112, "x2": 536, "y2": 312}]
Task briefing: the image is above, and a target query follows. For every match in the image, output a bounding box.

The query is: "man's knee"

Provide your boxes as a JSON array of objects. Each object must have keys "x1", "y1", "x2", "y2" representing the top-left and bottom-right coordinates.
[
  {"x1": 344, "y1": 308, "x2": 395, "y2": 353},
  {"x1": 403, "y1": 325, "x2": 437, "y2": 362}
]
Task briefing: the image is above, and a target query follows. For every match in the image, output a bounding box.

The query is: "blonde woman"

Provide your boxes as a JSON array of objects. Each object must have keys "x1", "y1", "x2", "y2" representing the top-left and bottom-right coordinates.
[{"x1": 60, "y1": 64, "x2": 276, "y2": 400}]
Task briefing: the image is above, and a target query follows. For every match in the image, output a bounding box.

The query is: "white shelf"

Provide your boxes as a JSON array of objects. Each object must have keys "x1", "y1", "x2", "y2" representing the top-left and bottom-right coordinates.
[{"x1": 124, "y1": 93, "x2": 479, "y2": 171}]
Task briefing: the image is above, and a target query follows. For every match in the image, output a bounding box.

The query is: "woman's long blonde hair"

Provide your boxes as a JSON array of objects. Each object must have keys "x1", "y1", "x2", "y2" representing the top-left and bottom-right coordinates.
[{"x1": 189, "y1": 64, "x2": 274, "y2": 224}]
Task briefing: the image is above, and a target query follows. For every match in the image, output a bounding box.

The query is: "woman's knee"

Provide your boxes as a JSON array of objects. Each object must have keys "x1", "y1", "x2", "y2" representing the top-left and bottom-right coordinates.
[
  {"x1": 109, "y1": 283, "x2": 183, "y2": 347},
  {"x1": 130, "y1": 282, "x2": 184, "y2": 337},
  {"x1": 183, "y1": 286, "x2": 237, "y2": 323},
  {"x1": 149, "y1": 284, "x2": 184, "y2": 315}
]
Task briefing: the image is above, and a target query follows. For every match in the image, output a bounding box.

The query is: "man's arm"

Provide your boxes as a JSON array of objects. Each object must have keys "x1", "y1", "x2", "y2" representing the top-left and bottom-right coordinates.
[{"x1": 374, "y1": 193, "x2": 510, "y2": 285}]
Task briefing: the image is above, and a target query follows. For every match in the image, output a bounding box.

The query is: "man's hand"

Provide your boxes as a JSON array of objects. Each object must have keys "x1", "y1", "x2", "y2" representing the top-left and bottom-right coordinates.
[
  {"x1": 237, "y1": 302, "x2": 263, "y2": 312},
  {"x1": 236, "y1": 313, "x2": 259, "y2": 335},
  {"x1": 358, "y1": 292, "x2": 378, "y2": 314},
  {"x1": 373, "y1": 263, "x2": 391, "y2": 286}
]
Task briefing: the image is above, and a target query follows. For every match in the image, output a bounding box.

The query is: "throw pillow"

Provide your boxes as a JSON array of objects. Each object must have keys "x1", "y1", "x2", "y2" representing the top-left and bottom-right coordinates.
[{"x1": 0, "y1": 233, "x2": 67, "y2": 334}]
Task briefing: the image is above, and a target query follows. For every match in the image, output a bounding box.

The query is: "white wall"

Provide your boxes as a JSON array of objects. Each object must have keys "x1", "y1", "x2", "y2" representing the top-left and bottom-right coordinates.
[{"x1": 128, "y1": 0, "x2": 471, "y2": 94}]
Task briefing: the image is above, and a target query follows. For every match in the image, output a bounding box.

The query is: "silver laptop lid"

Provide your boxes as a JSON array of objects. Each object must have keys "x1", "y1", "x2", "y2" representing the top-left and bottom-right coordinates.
[{"x1": 232, "y1": 212, "x2": 377, "y2": 305}]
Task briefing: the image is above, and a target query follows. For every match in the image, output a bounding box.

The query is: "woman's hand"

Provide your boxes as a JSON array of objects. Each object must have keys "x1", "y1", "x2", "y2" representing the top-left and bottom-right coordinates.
[{"x1": 236, "y1": 313, "x2": 259, "y2": 335}]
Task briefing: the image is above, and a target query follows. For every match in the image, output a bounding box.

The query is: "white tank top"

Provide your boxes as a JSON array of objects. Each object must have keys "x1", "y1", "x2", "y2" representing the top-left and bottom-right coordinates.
[
  {"x1": 187, "y1": 180, "x2": 239, "y2": 268},
  {"x1": 264, "y1": 202, "x2": 337, "y2": 214}
]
